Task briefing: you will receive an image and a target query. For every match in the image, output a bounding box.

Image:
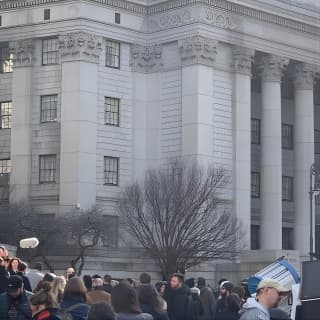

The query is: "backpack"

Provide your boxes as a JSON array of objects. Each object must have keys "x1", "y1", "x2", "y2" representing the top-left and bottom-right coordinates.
[{"x1": 57, "y1": 303, "x2": 88, "y2": 320}]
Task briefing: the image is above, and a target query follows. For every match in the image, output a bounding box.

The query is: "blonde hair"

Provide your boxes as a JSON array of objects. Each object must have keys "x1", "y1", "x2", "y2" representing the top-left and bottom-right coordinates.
[{"x1": 51, "y1": 276, "x2": 66, "y2": 302}]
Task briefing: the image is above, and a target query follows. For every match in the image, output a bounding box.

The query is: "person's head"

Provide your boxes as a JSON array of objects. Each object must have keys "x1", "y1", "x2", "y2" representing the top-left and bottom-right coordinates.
[
  {"x1": 63, "y1": 277, "x2": 88, "y2": 302},
  {"x1": 87, "y1": 302, "x2": 115, "y2": 320},
  {"x1": 197, "y1": 277, "x2": 206, "y2": 289},
  {"x1": 111, "y1": 282, "x2": 142, "y2": 314},
  {"x1": 43, "y1": 272, "x2": 56, "y2": 283},
  {"x1": 0, "y1": 256, "x2": 5, "y2": 268},
  {"x1": 185, "y1": 278, "x2": 195, "y2": 288},
  {"x1": 170, "y1": 273, "x2": 184, "y2": 289},
  {"x1": 256, "y1": 279, "x2": 290, "y2": 309},
  {"x1": 155, "y1": 281, "x2": 166, "y2": 296},
  {"x1": 92, "y1": 274, "x2": 102, "y2": 279},
  {"x1": 66, "y1": 267, "x2": 75, "y2": 280},
  {"x1": 92, "y1": 278, "x2": 104, "y2": 290},
  {"x1": 232, "y1": 285, "x2": 245, "y2": 301},
  {"x1": 29, "y1": 282, "x2": 58, "y2": 317},
  {"x1": 220, "y1": 281, "x2": 234, "y2": 297},
  {"x1": 83, "y1": 275, "x2": 92, "y2": 291},
  {"x1": 104, "y1": 274, "x2": 112, "y2": 284},
  {"x1": 51, "y1": 276, "x2": 66, "y2": 300},
  {"x1": 139, "y1": 272, "x2": 151, "y2": 285},
  {"x1": 6, "y1": 275, "x2": 24, "y2": 298},
  {"x1": 138, "y1": 284, "x2": 163, "y2": 314},
  {"x1": 0, "y1": 246, "x2": 8, "y2": 258},
  {"x1": 9, "y1": 257, "x2": 21, "y2": 272},
  {"x1": 17, "y1": 260, "x2": 28, "y2": 274}
]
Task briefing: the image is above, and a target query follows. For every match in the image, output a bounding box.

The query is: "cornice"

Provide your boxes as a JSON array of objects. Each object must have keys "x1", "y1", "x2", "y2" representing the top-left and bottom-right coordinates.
[{"x1": 0, "y1": 0, "x2": 319, "y2": 36}]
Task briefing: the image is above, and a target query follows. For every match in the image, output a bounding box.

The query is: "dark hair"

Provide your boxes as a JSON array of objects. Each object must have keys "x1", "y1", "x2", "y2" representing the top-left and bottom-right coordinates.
[
  {"x1": 92, "y1": 274, "x2": 102, "y2": 279},
  {"x1": 218, "y1": 278, "x2": 228, "y2": 286},
  {"x1": 8, "y1": 257, "x2": 21, "y2": 270},
  {"x1": 155, "y1": 281, "x2": 165, "y2": 294},
  {"x1": 226, "y1": 293, "x2": 241, "y2": 314},
  {"x1": 87, "y1": 302, "x2": 115, "y2": 320},
  {"x1": 138, "y1": 285, "x2": 163, "y2": 314},
  {"x1": 111, "y1": 282, "x2": 142, "y2": 314},
  {"x1": 30, "y1": 282, "x2": 58, "y2": 309},
  {"x1": 43, "y1": 273, "x2": 56, "y2": 283},
  {"x1": 197, "y1": 277, "x2": 206, "y2": 288},
  {"x1": 17, "y1": 261, "x2": 27, "y2": 273},
  {"x1": 171, "y1": 273, "x2": 184, "y2": 282},
  {"x1": 185, "y1": 278, "x2": 195, "y2": 288},
  {"x1": 233, "y1": 286, "x2": 245, "y2": 300},
  {"x1": 139, "y1": 272, "x2": 151, "y2": 284},
  {"x1": 83, "y1": 275, "x2": 92, "y2": 290},
  {"x1": 104, "y1": 274, "x2": 112, "y2": 283},
  {"x1": 63, "y1": 277, "x2": 87, "y2": 302}
]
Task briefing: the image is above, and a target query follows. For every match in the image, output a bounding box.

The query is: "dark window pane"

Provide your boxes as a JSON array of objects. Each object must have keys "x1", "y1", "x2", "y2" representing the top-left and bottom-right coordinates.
[
  {"x1": 282, "y1": 124, "x2": 293, "y2": 150},
  {"x1": 0, "y1": 101, "x2": 12, "y2": 129},
  {"x1": 41, "y1": 95, "x2": 57, "y2": 122},
  {"x1": 39, "y1": 155, "x2": 56, "y2": 183},
  {"x1": 251, "y1": 118, "x2": 260, "y2": 145},
  {"x1": 42, "y1": 38, "x2": 58, "y2": 65},
  {"x1": 104, "y1": 157, "x2": 119, "y2": 186},
  {"x1": 105, "y1": 40, "x2": 120, "y2": 68},
  {"x1": 251, "y1": 225, "x2": 260, "y2": 249},
  {"x1": 282, "y1": 176, "x2": 293, "y2": 202},
  {"x1": 251, "y1": 172, "x2": 260, "y2": 198}
]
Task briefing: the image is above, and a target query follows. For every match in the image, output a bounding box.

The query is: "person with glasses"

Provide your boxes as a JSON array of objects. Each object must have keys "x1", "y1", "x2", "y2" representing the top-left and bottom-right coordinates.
[{"x1": 239, "y1": 279, "x2": 290, "y2": 320}]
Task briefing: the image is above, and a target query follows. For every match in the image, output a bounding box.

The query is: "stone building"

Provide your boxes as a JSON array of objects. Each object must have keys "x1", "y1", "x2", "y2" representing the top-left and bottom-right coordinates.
[{"x1": 0, "y1": 0, "x2": 319, "y2": 278}]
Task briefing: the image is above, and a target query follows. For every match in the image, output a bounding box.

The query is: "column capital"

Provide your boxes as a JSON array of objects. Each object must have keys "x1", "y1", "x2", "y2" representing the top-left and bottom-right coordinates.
[
  {"x1": 178, "y1": 34, "x2": 218, "y2": 67},
  {"x1": 59, "y1": 32, "x2": 102, "y2": 64},
  {"x1": 130, "y1": 44, "x2": 163, "y2": 73},
  {"x1": 231, "y1": 46, "x2": 255, "y2": 75},
  {"x1": 9, "y1": 39, "x2": 36, "y2": 68},
  {"x1": 291, "y1": 62, "x2": 316, "y2": 90},
  {"x1": 256, "y1": 54, "x2": 289, "y2": 82}
]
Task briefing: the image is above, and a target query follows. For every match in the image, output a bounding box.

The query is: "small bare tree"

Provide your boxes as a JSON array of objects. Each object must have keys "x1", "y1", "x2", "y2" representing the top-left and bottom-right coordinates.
[
  {"x1": 64, "y1": 206, "x2": 111, "y2": 276},
  {"x1": 118, "y1": 160, "x2": 242, "y2": 280}
]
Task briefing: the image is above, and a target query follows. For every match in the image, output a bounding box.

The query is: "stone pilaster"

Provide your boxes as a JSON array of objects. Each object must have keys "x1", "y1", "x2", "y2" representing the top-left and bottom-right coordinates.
[
  {"x1": 292, "y1": 62, "x2": 315, "y2": 258},
  {"x1": 9, "y1": 39, "x2": 36, "y2": 202},
  {"x1": 59, "y1": 32, "x2": 102, "y2": 211},
  {"x1": 256, "y1": 54, "x2": 289, "y2": 250},
  {"x1": 232, "y1": 46, "x2": 255, "y2": 249}
]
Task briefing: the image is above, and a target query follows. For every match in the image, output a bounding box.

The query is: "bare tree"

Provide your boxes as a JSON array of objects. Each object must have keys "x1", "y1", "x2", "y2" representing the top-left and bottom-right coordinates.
[
  {"x1": 64, "y1": 206, "x2": 112, "y2": 276},
  {"x1": 118, "y1": 160, "x2": 243, "y2": 280}
]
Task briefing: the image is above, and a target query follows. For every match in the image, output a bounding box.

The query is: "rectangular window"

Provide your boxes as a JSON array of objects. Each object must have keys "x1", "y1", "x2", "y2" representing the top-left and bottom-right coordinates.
[
  {"x1": 104, "y1": 157, "x2": 119, "y2": 186},
  {"x1": 115, "y1": 13, "x2": 121, "y2": 24},
  {"x1": 251, "y1": 172, "x2": 260, "y2": 198},
  {"x1": 105, "y1": 40, "x2": 120, "y2": 69},
  {"x1": 282, "y1": 124, "x2": 293, "y2": 150},
  {"x1": 0, "y1": 159, "x2": 10, "y2": 186},
  {"x1": 44, "y1": 9, "x2": 50, "y2": 20},
  {"x1": 316, "y1": 225, "x2": 320, "y2": 256},
  {"x1": 0, "y1": 101, "x2": 12, "y2": 129},
  {"x1": 251, "y1": 118, "x2": 260, "y2": 145},
  {"x1": 0, "y1": 46, "x2": 13, "y2": 73},
  {"x1": 41, "y1": 95, "x2": 57, "y2": 122},
  {"x1": 315, "y1": 130, "x2": 320, "y2": 155},
  {"x1": 104, "y1": 97, "x2": 119, "y2": 126},
  {"x1": 282, "y1": 227, "x2": 294, "y2": 250},
  {"x1": 282, "y1": 176, "x2": 293, "y2": 202},
  {"x1": 251, "y1": 225, "x2": 260, "y2": 250},
  {"x1": 39, "y1": 155, "x2": 56, "y2": 183},
  {"x1": 42, "y1": 38, "x2": 58, "y2": 65}
]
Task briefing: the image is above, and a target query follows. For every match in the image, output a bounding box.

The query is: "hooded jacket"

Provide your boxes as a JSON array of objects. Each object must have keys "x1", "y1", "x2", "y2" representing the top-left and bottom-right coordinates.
[
  {"x1": 239, "y1": 297, "x2": 269, "y2": 320},
  {"x1": 115, "y1": 313, "x2": 153, "y2": 320}
]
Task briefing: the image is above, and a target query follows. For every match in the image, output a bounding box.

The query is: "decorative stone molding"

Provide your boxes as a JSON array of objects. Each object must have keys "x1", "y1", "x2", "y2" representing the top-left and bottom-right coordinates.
[
  {"x1": 130, "y1": 44, "x2": 163, "y2": 73},
  {"x1": 9, "y1": 40, "x2": 35, "y2": 67},
  {"x1": 178, "y1": 35, "x2": 218, "y2": 67},
  {"x1": 256, "y1": 54, "x2": 289, "y2": 82},
  {"x1": 232, "y1": 46, "x2": 255, "y2": 75},
  {"x1": 59, "y1": 32, "x2": 102, "y2": 64},
  {"x1": 203, "y1": 9, "x2": 239, "y2": 31},
  {"x1": 291, "y1": 63, "x2": 316, "y2": 90}
]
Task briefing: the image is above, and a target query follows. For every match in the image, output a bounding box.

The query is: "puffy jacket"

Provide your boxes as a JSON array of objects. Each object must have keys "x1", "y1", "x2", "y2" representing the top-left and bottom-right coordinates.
[
  {"x1": 115, "y1": 313, "x2": 153, "y2": 320},
  {"x1": 60, "y1": 297, "x2": 90, "y2": 320},
  {"x1": 239, "y1": 298, "x2": 269, "y2": 320},
  {"x1": 32, "y1": 308, "x2": 60, "y2": 320}
]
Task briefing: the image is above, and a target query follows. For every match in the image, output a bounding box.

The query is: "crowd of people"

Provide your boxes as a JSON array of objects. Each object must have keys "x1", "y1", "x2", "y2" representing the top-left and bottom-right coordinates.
[{"x1": 0, "y1": 245, "x2": 291, "y2": 320}]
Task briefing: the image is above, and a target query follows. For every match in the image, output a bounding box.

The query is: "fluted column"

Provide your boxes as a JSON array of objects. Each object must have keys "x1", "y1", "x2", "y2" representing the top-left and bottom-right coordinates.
[
  {"x1": 292, "y1": 63, "x2": 315, "y2": 257},
  {"x1": 232, "y1": 46, "x2": 254, "y2": 249},
  {"x1": 59, "y1": 32, "x2": 102, "y2": 211},
  {"x1": 178, "y1": 34, "x2": 218, "y2": 166},
  {"x1": 9, "y1": 39, "x2": 35, "y2": 202},
  {"x1": 257, "y1": 54, "x2": 289, "y2": 249}
]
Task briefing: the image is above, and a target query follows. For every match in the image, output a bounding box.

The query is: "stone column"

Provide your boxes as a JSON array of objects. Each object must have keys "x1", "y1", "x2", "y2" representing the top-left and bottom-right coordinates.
[
  {"x1": 292, "y1": 63, "x2": 315, "y2": 258},
  {"x1": 232, "y1": 46, "x2": 254, "y2": 249},
  {"x1": 58, "y1": 32, "x2": 102, "y2": 211},
  {"x1": 178, "y1": 35, "x2": 217, "y2": 166},
  {"x1": 9, "y1": 40, "x2": 35, "y2": 202},
  {"x1": 257, "y1": 54, "x2": 289, "y2": 249}
]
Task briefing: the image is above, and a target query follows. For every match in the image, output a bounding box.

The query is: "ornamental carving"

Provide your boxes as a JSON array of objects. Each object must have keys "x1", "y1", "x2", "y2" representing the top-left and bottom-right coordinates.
[
  {"x1": 291, "y1": 63, "x2": 315, "y2": 90},
  {"x1": 178, "y1": 35, "x2": 218, "y2": 67},
  {"x1": 130, "y1": 44, "x2": 163, "y2": 73},
  {"x1": 9, "y1": 40, "x2": 35, "y2": 67},
  {"x1": 203, "y1": 9, "x2": 239, "y2": 30},
  {"x1": 256, "y1": 54, "x2": 289, "y2": 82},
  {"x1": 232, "y1": 46, "x2": 255, "y2": 75},
  {"x1": 59, "y1": 32, "x2": 102, "y2": 63}
]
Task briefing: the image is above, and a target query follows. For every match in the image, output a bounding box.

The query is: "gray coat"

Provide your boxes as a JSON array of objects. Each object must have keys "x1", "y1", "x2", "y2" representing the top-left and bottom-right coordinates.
[{"x1": 239, "y1": 298, "x2": 269, "y2": 320}]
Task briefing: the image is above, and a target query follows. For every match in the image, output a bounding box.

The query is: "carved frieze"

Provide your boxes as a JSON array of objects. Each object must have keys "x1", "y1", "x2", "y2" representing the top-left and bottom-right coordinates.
[
  {"x1": 232, "y1": 46, "x2": 255, "y2": 75},
  {"x1": 203, "y1": 9, "x2": 239, "y2": 31},
  {"x1": 256, "y1": 54, "x2": 289, "y2": 82},
  {"x1": 291, "y1": 63, "x2": 316, "y2": 90},
  {"x1": 9, "y1": 40, "x2": 35, "y2": 67},
  {"x1": 130, "y1": 44, "x2": 163, "y2": 73},
  {"x1": 178, "y1": 35, "x2": 218, "y2": 67},
  {"x1": 59, "y1": 32, "x2": 102, "y2": 63}
]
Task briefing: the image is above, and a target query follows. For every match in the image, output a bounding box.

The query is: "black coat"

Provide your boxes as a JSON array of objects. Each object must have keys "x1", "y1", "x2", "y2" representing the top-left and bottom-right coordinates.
[
  {"x1": 0, "y1": 266, "x2": 9, "y2": 294},
  {"x1": 165, "y1": 284, "x2": 192, "y2": 320},
  {"x1": 141, "y1": 304, "x2": 169, "y2": 320}
]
